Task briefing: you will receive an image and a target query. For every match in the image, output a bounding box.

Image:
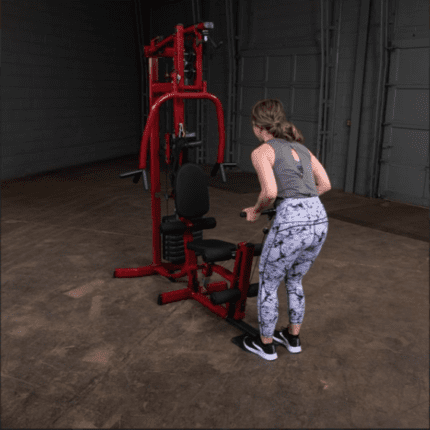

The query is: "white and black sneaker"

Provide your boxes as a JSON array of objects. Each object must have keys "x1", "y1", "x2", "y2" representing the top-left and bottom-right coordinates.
[{"x1": 273, "y1": 327, "x2": 302, "y2": 354}]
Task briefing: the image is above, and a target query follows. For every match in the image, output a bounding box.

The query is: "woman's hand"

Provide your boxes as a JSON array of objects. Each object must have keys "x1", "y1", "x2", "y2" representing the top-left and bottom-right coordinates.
[{"x1": 242, "y1": 207, "x2": 261, "y2": 223}]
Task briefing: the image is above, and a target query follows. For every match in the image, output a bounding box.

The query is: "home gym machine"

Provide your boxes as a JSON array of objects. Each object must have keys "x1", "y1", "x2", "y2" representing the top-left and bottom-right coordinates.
[{"x1": 114, "y1": 22, "x2": 277, "y2": 346}]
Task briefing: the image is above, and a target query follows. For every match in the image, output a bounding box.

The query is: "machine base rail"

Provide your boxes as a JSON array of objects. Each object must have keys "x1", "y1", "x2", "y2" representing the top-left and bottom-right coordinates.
[
  {"x1": 227, "y1": 318, "x2": 282, "y2": 351},
  {"x1": 225, "y1": 317, "x2": 259, "y2": 337}
]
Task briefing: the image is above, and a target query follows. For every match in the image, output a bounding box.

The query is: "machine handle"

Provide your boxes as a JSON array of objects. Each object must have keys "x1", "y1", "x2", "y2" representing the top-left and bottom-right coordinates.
[
  {"x1": 210, "y1": 163, "x2": 220, "y2": 178},
  {"x1": 240, "y1": 208, "x2": 276, "y2": 218},
  {"x1": 119, "y1": 169, "x2": 149, "y2": 190},
  {"x1": 210, "y1": 162, "x2": 238, "y2": 183},
  {"x1": 183, "y1": 140, "x2": 202, "y2": 148},
  {"x1": 119, "y1": 169, "x2": 142, "y2": 180}
]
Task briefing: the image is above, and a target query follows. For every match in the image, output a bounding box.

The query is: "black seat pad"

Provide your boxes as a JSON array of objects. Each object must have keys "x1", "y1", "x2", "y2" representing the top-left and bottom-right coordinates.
[{"x1": 187, "y1": 239, "x2": 237, "y2": 263}]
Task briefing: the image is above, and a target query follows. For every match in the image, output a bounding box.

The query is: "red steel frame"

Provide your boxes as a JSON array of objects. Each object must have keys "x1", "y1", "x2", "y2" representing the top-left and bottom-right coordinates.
[{"x1": 114, "y1": 23, "x2": 257, "y2": 327}]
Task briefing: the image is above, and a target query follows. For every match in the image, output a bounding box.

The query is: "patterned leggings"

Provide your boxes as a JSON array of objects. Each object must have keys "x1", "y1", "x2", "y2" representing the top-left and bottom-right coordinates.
[{"x1": 258, "y1": 196, "x2": 329, "y2": 338}]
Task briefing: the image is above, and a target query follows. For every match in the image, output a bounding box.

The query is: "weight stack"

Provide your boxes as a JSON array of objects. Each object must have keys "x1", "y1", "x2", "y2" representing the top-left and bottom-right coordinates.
[{"x1": 161, "y1": 214, "x2": 203, "y2": 264}]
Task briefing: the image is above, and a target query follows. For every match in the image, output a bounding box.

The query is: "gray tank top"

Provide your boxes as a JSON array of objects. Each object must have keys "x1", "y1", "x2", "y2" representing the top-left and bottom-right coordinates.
[{"x1": 266, "y1": 138, "x2": 319, "y2": 199}]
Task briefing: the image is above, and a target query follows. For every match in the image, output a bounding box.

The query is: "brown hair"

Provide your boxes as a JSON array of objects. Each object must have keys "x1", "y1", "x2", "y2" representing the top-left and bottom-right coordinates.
[{"x1": 251, "y1": 98, "x2": 305, "y2": 145}]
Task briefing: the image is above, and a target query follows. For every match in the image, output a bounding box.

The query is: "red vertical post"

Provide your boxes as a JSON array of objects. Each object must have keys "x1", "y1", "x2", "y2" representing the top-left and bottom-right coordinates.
[
  {"x1": 151, "y1": 109, "x2": 162, "y2": 265},
  {"x1": 194, "y1": 28, "x2": 203, "y2": 89},
  {"x1": 176, "y1": 24, "x2": 184, "y2": 91}
]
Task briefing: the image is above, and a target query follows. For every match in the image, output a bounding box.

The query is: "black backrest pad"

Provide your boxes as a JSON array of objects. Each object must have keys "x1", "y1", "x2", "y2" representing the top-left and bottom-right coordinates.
[{"x1": 175, "y1": 163, "x2": 210, "y2": 218}]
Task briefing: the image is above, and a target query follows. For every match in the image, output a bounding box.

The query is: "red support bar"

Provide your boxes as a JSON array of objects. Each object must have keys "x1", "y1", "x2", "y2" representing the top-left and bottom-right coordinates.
[
  {"x1": 145, "y1": 22, "x2": 206, "y2": 57},
  {"x1": 139, "y1": 92, "x2": 225, "y2": 170},
  {"x1": 191, "y1": 292, "x2": 228, "y2": 319}
]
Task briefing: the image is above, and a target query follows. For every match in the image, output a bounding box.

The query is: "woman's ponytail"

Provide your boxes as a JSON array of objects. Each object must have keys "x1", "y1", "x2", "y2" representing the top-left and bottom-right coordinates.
[{"x1": 251, "y1": 98, "x2": 305, "y2": 145}]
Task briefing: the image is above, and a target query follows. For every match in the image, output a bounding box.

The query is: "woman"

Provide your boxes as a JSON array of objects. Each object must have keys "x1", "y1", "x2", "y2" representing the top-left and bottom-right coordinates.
[{"x1": 241, "y1": 98, "x2": 331, "y2": 361}]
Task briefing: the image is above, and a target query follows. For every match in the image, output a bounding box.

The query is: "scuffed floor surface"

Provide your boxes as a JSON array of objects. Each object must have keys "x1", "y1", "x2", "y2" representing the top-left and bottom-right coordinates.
[{"x1": 1, "y1": 156, "x2": 429, "y2": 428}]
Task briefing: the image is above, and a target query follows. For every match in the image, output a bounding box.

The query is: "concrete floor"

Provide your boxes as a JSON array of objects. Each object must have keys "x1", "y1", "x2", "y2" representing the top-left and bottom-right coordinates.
[{"x1": 2, "y1": 154, "x2": 429, "y2": 428}]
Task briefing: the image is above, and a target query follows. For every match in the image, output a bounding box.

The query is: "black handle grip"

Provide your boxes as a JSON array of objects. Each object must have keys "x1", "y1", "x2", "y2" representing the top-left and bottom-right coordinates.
[
  {"x1": 119, "y1": 170, "x2": 143, "y2": 184},
  {"x1": 210, "y1": 163, "x2": 220, "y2": 177},
  {"x1": 240, "y1": 208, "x2": 276, "y2": 218}
]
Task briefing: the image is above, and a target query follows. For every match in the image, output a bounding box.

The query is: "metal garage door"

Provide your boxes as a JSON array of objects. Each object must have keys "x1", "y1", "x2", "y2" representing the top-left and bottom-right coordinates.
[
  {"x1": 234, "y1": 0, "x2": 322, "y2": 173},
  {"x1": 377, "y1": 42, "x2": 429, "y2": 207}
]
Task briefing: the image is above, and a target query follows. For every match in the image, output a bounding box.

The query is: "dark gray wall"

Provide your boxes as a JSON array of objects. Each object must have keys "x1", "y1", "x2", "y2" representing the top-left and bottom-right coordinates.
[
  {"x1": 1, "y1": 0, "x2": 428, "y2": 207},
  {"x1": 1, "y1": 0, "x2": 141, "y2": 180}
]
